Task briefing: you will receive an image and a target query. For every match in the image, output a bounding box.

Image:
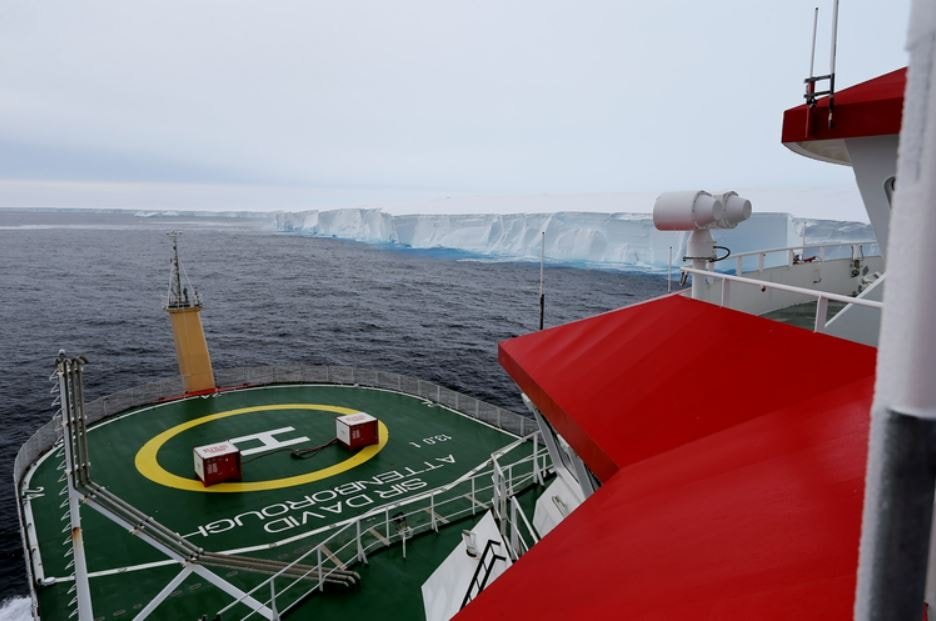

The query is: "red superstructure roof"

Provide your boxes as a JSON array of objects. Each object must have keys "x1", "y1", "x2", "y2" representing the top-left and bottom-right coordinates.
[
  {"x1": 782, "y1": 67, "x2": 905, "y2": 145},
  {"x1": 458, "y1": 295, "x2": 877, "y2": 619},
  {"x1": 499, "y1": 294, "x2": 875, "y2": 482}
]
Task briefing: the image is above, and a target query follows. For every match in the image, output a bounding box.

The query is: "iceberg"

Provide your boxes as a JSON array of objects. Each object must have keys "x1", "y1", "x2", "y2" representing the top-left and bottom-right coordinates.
[{"x1": 274, "y1": 208, "x2": 876, "y2": 271}]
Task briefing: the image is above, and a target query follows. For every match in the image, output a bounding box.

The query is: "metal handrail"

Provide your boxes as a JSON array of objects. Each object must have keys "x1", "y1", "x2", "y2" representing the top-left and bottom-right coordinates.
[
  {"x1": 218, "y1": 432, "x2": 549, "y2": 619},
  {"x1": 727, "y1": 239, "x2": 879, "y2": 276},
  {"x1": 729, "y1": 239, "x2": 878, "y2": 260},
  {"x1": 682, "y1": 266, "x2": 883, "y2": 333},
  {"x1": 460, "y1": 540, "x2": 508, "y2": 609}
]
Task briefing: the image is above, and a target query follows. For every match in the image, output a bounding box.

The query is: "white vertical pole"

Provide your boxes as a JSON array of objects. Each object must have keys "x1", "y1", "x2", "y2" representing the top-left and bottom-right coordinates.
[
  {"x1": 317, "y1": 547, "x2": 323, "y2": 592},
  {"x1": 809, "y1": 6, "x2": 819, "y2": 77},
  {"x1": 667, "y1": 246, "x2": 673, "y2": 292},
  {"x1": 829, "y1": 0, "x2": 840, "y2": 78},
  {"x1": 814, "y1": 296, "x2": 828, "y2": 333},
  {"x1": 538, "y1": 231, "x2": 545, "y2": 330},
  {"x1": 872, "y1": 0, "x2": 936, "y2": 442},
  {"x1": 270, "y1": 581, "x2": 279, "y2": 621},
  {"x1": 855, "y1": 2, "x2": 936, "y2": 618}
]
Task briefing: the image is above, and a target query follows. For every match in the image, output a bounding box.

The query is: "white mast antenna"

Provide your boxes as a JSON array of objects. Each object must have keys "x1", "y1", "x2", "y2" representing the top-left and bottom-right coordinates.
[
  {"x1": 803, "y1": 2, "x2": 840, "y2": 132},
  {"x1": 538, "y1": 232, "x2": 545, "y2": 330},
  {"x1": 809, "y1": 7, "x2": 819, "y2": 78},
  {"x1": 828, "y1": 0, "x2": 840, "y2": 127}
]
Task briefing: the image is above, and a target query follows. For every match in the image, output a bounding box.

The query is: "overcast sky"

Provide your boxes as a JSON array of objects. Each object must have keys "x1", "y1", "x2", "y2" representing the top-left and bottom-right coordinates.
[{"x1": 0, "y1": 0, "x2": 912, "y2": 214}]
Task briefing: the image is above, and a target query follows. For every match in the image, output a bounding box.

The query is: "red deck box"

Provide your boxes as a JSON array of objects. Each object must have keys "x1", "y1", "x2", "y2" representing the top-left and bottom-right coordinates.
[
  {"x1": 336, "y1": 413, "x2": 379, "y2": 450},
  {"x1": 193, "y1": 441, "x2": 242, "y2": 486}
]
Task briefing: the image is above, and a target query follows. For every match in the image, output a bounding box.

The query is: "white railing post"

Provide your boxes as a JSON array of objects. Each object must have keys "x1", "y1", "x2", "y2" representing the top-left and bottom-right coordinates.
[
  {"x1": 317, "y1": 547, "x2": 323, "y2": 592},
  {"x1": 471, "y1": 476, "x2": 477, "y2": 516},
  {"x1": 356, "y1": 519, "x2": 365, "y2": 563},
  {"x1": 720, "y1": 279, "x2": 731, "y2": 307},
  {"x1": 735, "y1": 255, "x2": 743, "y2": 276},
  {"x1": 430, "y1": 494, "x2": 437, "y2": 532},
  {"x1": 757, "y1": 253, "x2": 765, "y2": 272},
  {"x1": 532, "y1": 434, "x2": 541, "y2": 484},
  {"x1": 814, "y1": 296, "x2": 829, "y2": 333},
  {"x1": 510, "y1": 499, "x2": 520, "y2": 561},
  {"x1": 668, "y1": 245, "x2": 673, "y2": 292}
]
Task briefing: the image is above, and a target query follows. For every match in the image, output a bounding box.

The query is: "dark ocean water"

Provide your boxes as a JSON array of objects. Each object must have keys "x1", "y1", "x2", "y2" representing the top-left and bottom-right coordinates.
[{"x1": 0, "y1": 208, "x2": 665, "y2": 602}]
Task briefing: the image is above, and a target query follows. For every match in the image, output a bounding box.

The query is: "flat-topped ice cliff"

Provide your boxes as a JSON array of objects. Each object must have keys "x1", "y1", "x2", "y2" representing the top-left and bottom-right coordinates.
[{"x1": 274, "y1": 208, "x2": 876, "y2": 271}]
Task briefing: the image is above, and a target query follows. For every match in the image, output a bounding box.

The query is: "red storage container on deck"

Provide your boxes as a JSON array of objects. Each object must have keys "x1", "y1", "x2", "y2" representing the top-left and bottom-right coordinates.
[
  {"x1": 193, "y1": 441, "x2": 242, "y2": 486},
  {"x1": 336, "y1": 413, "x2": 379, "y2": 450}
]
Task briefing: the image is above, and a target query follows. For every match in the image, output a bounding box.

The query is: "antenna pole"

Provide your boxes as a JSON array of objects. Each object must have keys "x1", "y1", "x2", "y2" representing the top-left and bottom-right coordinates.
[
  {"x1": 828, "y1": 0, "x2": 840, "y2": 127},
  {"x1": 538, "y1": 232, "x2": 545, "y2": 331},
  {"x1": 809, "y1": 7, "x2": 819, "y2": 77},
  {"x1": 168, "y1": 232, "x2": 184, "y2": 307},
  {"x1": 829, "y1": 0, "x2": 839, "y2": 79}
]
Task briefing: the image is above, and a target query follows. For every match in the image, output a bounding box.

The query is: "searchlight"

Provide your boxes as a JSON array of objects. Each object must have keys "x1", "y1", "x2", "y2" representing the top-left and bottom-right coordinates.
[{"x1": 653, "y1": 190, "x2": 753, "y2": 296}]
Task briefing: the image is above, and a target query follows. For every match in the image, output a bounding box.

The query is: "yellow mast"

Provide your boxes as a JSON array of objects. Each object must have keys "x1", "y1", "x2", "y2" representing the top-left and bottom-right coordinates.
[{"x1": 166, "y1": 233, "x2": 215, "y2": 394}]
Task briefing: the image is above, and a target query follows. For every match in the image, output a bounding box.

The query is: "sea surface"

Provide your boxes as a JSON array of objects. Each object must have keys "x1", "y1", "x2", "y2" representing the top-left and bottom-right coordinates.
[{"x1": 0, "y1": 208, "x2": 665, "y2": 610}]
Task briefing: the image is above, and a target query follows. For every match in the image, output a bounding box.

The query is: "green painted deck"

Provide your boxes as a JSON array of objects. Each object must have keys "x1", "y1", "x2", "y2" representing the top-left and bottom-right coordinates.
[{"x1": 23, "y1": 384, "x2": 534, "y2": 620}]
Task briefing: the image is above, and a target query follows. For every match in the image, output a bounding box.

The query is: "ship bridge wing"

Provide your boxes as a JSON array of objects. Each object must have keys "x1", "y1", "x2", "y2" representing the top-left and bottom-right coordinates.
[{"x1": 464, "y1": 295, "x2": 876, "y2": 618}]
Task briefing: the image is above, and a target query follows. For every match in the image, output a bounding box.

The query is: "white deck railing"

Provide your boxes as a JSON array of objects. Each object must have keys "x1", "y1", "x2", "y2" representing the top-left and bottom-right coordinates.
[
  {"x1": 217, "y1": 432, "x2": 551, "y2": 620},
  {"x1": 681, "y1": 267, "x2": 884, "y2": 333},
  {"x1": 729, "y1": 240, "x2": 878, "y2": 275}
]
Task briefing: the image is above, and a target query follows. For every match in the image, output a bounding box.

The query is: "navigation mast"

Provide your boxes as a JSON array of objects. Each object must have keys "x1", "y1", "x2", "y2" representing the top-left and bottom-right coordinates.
[{"x1": 165, "y1": 232, "x2": 215, "y2": 394}]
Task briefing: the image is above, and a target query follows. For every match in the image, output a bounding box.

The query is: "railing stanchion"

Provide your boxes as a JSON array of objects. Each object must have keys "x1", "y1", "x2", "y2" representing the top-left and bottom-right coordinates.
[
  {"x1": 815, "y1": 296, "x2": 829, "y2": 333},
  {"x1": 758, "y1": 253, "x2": 765, "y2": 272},
  {"x1": 509, "y1": 499, "x2": 520, "y2": 561},
  {"x1": 317, "y1": 547, "x2": 323, "y2": 592},
  {"x1": 532, "y1": 435, "x2": 540, "y2": 484},
  {"x1": 471, "y1": 477, "x2": 477, "y2": 516},
  {"x1": 720, "y1": 279, "x2": 731, "y2": 307},
  {"x1": 356, "y1": 519, "x2": 365, "y2": 564}
]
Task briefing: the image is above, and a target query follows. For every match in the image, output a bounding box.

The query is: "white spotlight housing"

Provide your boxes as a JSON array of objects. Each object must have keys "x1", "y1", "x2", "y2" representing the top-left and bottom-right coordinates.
[{"x1": 652, "y1": 191, "x2": 725, "y2": 231}]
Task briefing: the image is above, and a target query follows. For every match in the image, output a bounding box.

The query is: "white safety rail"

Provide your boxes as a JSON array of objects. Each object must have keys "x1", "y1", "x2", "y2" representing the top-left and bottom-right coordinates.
[
  {"x1": 682, "y1": 267, "x2": 884, "y2": 333},
  {"x1": 492, "y1": 441, "x2": 542, "y2": 561},
  {"x1": 217, "y1": 432, "x2": 551, "y2": 620},
  {"x1": 729, "y1": 240, "x2": 878, "y2": 275}
]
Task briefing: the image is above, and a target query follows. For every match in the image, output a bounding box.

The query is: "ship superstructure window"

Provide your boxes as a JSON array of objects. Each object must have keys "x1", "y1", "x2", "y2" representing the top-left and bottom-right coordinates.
[{"x1": 885, "y1": 176, "x2": 896, "y2": 207}]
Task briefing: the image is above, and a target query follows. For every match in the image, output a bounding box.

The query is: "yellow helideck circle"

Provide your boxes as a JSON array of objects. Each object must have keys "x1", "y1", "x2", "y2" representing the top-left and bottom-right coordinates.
[{"x1": 134, "y1": 403, "x2": 389, "y2": 493}]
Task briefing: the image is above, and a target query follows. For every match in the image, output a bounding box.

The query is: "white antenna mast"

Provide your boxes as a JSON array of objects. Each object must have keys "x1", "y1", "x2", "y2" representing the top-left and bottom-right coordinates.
[
  {"x1": 828, "y1": 0, "x2": 840, "y2": 127},
  {"x1": 538, "y1": 232, "x2": 545, "y2": 330},
  {"x1": 809, "y1": 7, "x2": 819, "y2": 78},
  {"x1": 803, "y1": 1, "x2": 840, "y2": 133}
]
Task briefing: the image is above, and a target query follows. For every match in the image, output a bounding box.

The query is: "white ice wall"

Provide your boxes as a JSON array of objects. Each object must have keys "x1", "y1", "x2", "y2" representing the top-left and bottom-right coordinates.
[{"x1": 274, "y1": 208, "x2": 875, "y2": 271}]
